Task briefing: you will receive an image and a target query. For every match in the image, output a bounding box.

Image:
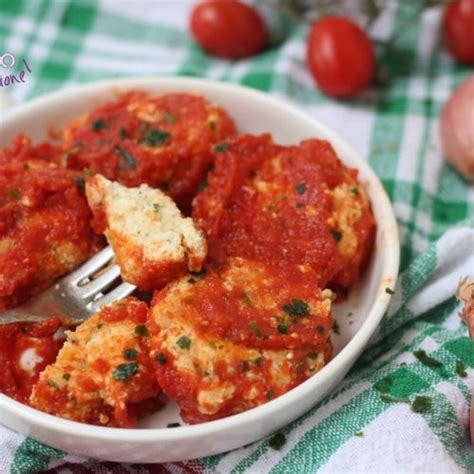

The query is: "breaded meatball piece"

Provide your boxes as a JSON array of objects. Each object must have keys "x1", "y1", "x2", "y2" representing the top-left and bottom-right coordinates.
[
  {"x1": 0, "y1": 135, "x2": 102, "y2": 311},
  {"x1": 30, "y1": 298, "x2": 160, "y2": 427},
  {"x1": 86, "y1": 175, "x2": 207, "y2": 291},
  {"x1": 192, "y1": 134, "x2": 375, "y2": 288},
  {"x1": 61, "y1": 92, "x2": 236, "y2": 211},
  {"x1": 149, "y1": 258, "x2": 333, "y2": 423}
]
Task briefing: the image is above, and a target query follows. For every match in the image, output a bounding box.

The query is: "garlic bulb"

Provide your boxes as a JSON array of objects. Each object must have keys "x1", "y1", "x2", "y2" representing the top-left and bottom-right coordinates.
[{"x1": 440, "y1": 74, "x2": 474, "y2": 182}]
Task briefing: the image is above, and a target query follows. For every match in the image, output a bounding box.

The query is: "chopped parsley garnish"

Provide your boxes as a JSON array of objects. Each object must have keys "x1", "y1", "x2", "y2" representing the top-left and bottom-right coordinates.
[
  {"x1": 92, "y1": 118, "x2": 107, "y2": 131},
  {"x1": 379, "y1": 393, "x2": 410, "y2": 404},
  {"x1": 413, "y1": 350, "x2": 442, "y2": 368},
  {"x1": 112, "y1": 362, "x2": 138, "y2": 381},
  {"x1": 188, "y1": 277, "x2": 197, "y2": 284},
  {"x1": 9, "y1": 189, "x2": 21, "y2": 201},
  {"x1": 355, "y1": 431, "x2": 364, "y2": 437},
  {"x1": 282, "y1": 299, "x2": 310, "y2": 318},
  {"x1": 164, "y1": 112, "x2": 176, "y2": 123},
  {"x1": 198, "y1": 177, "x2": 208, "y2": 192},
  {"x1": 411, "y1": 395, "x2": 431, "y2": 413},
  {"x1": 141, "y1": 127, "x2": 171, "y2": 147},
  {"x1": 153, "y1": 203, "x2": 160, "y2": 212},
  {"x1": 277, "y1": 315, "x2": 290, "y2": 334},
  {"x1": 351, "y1": 187, "x2": 360, "y2": 195},
  {"x1": 374, "y1": 375, "x2": 393, "y2": 394},
  {"x1": 249, "y1": 321, "x2": 265, "y2": 338},
  {"x1": 74, "y1": 176, "x2": 85, "y2": 193},
  {"x1": 114, "y1": 146, "x2": 137, "y2": 169},
  {"x1": 385, "y1": 287, "x2": 395, "y2": 295},
  {"x1": 331, "y1": 230, "x2": 343, "y2": 242},
  {"x1": 332, "y1": 321, "x2": 340, "y2": 335},
  {"x1": 123, "y1": 348, "x2": 138, "y2": 360},
  {"x1": 167, "y1": 422, "x2": 181, "y2": 428},
  {"x1": 63, "y1": 373, "x2": 71, "y2": 381},
  {"x1": 155, "y1": 353, "x2": 167, "y2": 364},
  {"x1": 316, "y1": 325, "x2": 325, "y2": 334},
  {"x1": 214, "y1": 142, "x2": 229, "y2": 153},
  {"x1": 176, "y1": 335, "x2": 191, "y2": 350},
  {"x1": 295, "y1": 182, "x2": 307, "y2": 195},
  {"x1": 268, "y1": 432, "x2": 286, "y2": 451},
  {"x1": 134, "y1": 325, "x2": 150, "y2": 337},
  {"x1": 253, "y1": 356, "x2": 264, "y2": 366},
  {"x1": 119, "y1": 127, "x2": 128, "y2": 139},
  {"x1": 456, "y1": 360, "x2": 467, "y2": 378},
  {"x1": 266, "y1": 389, "x2": 274, "y2": 400},
  {"x1": 47, "y1": 380, "x2": 59, "y2": 389}
]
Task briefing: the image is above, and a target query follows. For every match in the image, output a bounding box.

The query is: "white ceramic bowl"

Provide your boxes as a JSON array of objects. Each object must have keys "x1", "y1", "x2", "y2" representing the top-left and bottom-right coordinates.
[{"x1": 0, "y1": 77, "x2": 399, "y2": 463}]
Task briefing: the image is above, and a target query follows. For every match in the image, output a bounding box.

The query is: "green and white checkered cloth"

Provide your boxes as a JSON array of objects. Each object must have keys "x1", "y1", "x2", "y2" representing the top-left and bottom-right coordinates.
[{"x1": 0, "y1": 1, "x2": 473, "y2": 473}]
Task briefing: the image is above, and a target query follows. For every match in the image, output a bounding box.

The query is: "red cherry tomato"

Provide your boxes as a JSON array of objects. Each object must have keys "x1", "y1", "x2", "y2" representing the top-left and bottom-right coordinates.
[
  {"x1": 443, "y1": 0, "x2": 474, "y2": 64},
  {"x1": 189, "y1": 0, "x2": 267, "y2": 59},
  {"x1": 306, "y1": 16, "x2": 375, "y2": 98}
]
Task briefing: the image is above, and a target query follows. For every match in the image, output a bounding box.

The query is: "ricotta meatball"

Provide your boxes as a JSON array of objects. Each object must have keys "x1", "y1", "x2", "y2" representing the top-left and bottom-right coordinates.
[
  {"x1": 61, "y1": 92, "x2": 236, "y2": 211},
  {"x1": 193, "y1": 134, "x2": 375, "y2": 288},
  {"x1": 30, "y1": 298, "x2": 160, "y2": 427},
  {"x1": 149, "y1": 258, "x2": 333, "y2": 423},
  {"x1": 0, "y1": 134, "x2": 102, "y2": 311},
  {"x1": 86, "y1": 175, "x2": 207, "y2": 291}
]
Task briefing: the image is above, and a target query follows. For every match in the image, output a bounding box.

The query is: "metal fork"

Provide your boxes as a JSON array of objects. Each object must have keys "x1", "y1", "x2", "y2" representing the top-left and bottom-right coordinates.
[{"x1": 0, "y1": 246, "x2": 136, "y2": 326}]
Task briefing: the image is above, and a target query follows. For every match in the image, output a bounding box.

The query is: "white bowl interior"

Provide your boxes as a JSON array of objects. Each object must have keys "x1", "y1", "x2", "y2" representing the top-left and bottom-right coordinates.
[{"x1": 0, "y1": 77, "x2": 399, "y2": 462}]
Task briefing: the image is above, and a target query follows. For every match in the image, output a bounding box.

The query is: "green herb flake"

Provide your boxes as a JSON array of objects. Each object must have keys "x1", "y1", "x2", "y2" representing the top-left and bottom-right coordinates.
[
  {"x1": 249, "y1": 321, "x2": 265, "y2": 338},
  {"x1": 153, "y1": 203, "x2": 160, "y2": 212},
  {"x1": 164, "y1": 112, "x2": 176, "y2": 124},
  {"x1": 114, "y1": 146, "x2": 137, "y2": 169},
  {"x1": 374, "y1": 375, "x2": 393, "y2": 394},
  {"x1": 385, "y1": 287, "x2": 395, "y2": 295},
  {"x1": 119, "y1": 127, "x2": 128, "y2": 139},
  {"x1": 331, "y1": 230, "x2": 343, "y2": 242},
  {"x1": 253, "y1": 356, "x2": 264, "y2": 367},
  {"x1": 411, "y1": 395, "x2": 432, "y2": 413},
  {"x1": 74, "y1": 176, "x2": 86, "y2": 194},
  {"x1": 332, "y1": 321, "x2": 340, "y2": 335},
  {"x1": 282, "y1": 299, "x2": 310, "y2": 318},
  {"x1": 9, "y1": 189, "x2": 21, "y2": 201},
  {"x1": 188, "y1": 277, "x2": 197, "y2": 284},
  {"x1": 141, "y1": 127, "x2": 171, "y2": 147},
  {"x1": 379, "y1": 393, "x2": 410, "y2": 404},
  {"x1": 92, "y1": 118, "x2": 107, "y2": 131},
  {"x1": 316, "y1": 325, "x2": 325, "y2": 334},
  {"x1": 355, "y1": 431, "x2": 364, "y2": 437},
  {"x1": 351, "y1": 187, "x2": 360, "y2": 195},
  {"x1": 167, "y1": 422, "x2": 181, "y2": 428},
  {"x1": 62, "y1": 373, "x2": 71, "y2": 381},
  {"x1": 176, "y1": 335, "x2": 191, "y2": 350},
  {"x1": 268, "y1": 432, "x2": 286, "y2": 451},
  {"x1": 112, "y1": 362, "x2": 138, "y2": 381},
  {"x1": 134, "y1": 325, "x2": 150, "y2": 337},
  {"x1": 198, "y1": 177, "x2": 208, "y2": 192},
  {"x1": 414, "y1": 350, "x2": 443, "y2": 368},
  {"x1": 123, "y1": 348, "x2": 138, "y2": 360},
  {"x1": 295, "y1": 183, "x2": 307, "y2": 195},
  {"x1": 47, "y1": 380, "x2": 59, "y2": 389},
  {"x1": 155, "y1": 353, "x2": 167, "y2": 365},
  {"x1": 214, "y1": 142, "x2": 229, "y2": 153},
  {"x1": 455, "y1": 359, "x2": 467, "y2": 378},
  {"x1": 277, "y1": 315, "x2": 290, "y2": 335}
]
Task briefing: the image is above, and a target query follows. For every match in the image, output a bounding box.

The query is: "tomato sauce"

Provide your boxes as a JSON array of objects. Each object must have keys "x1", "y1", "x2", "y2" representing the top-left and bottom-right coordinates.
[
  {"x1": 0, "y1": 318, "x2": 64, "y2": 403},
  {"x1": 61, "y1": 92, "x2": 236, "y2": 212},
  {"x1": 193, "y1": 134, "x2": 346, "y2": 286}
]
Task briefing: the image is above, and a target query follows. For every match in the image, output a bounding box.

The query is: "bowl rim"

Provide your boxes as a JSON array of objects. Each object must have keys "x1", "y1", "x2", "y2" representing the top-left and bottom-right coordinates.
[{"x1": 0, "y1": 76, "x2": 400, "y2": 443}]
